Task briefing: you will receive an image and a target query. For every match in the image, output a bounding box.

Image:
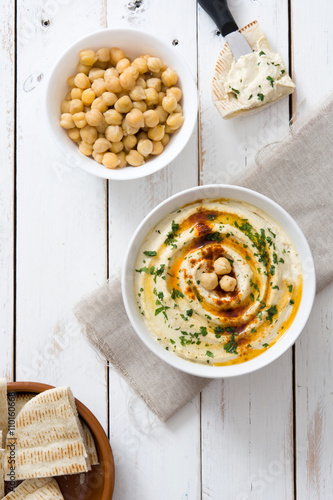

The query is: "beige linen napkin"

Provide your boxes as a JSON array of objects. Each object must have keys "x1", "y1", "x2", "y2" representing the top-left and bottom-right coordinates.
[{"x1": 74, "y1": 94, "x2": 333, "y2": 421}]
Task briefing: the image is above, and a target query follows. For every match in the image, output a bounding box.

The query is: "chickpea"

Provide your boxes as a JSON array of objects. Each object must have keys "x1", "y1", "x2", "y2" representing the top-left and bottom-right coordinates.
[
  {"x1": 129, "y1": 86, "x2": 146, "y2": 101},
  {"x1": 72, "y1": 112, "x2": 87, "y2": 128},
  {"x1": 146, "y1": 78, "x2": 161, "y2": 92},
  {"x1": 167, "y1": 86, "x2": 182, "y2": 102},
  {"x1": 175, "y1": 104, "x2": 183, "y2": 114},
  {"x1": 79, "y1": 140, "x2": 93, "y2": 156},
  {"x1": 136, "y1": 77, "x2": 147, "y2": 89},
  {"x1": 92, "y1": 78, "x2": 107, "y2": 97},
  {"x1": 69, "y1": 98, "x2": 84, "y2": 115},
  {"x1": 133, "y1": 100, "x2": 147, "y2": 113},
  {"x1": 96, "y1": 121, "x2": 108, "y2": 134},
  {"x1": 201, "y1": 273, "x2": 218, "y2": 291},
  {"x1": 155, "y1": 105, "x2": 168, "y2": 123},
  {"x1": 86, "y1": 109, "x2": 104, "y2": 127},
  {"x1": 93, "y1": 60, "x2": 108, "y2": 70},
  {"x1": 147, "y1": 57, "x2": 163, "y2": 73},
  {"x1": 67, "y1": 127, "x2": 81, "y2": 142},
  {"x1": 92, "y1": 150, "x2": 104, "y2": 164},
  {"x1": 74, "y1": 73, "x2": 91, "y2": 90},
  {"x1": 166, "y1": 112, "x2": 184, "y2": 130},
  {"x1": 60, "y1": 113, "x2": 75, "y2": 129},
  {"x1": 219, "y1": 276, "x2": 237, "y2": 292},
  {"x1": 137, "y1": 131, "x2": 148, "y2": 142},
  {"x1": 143, "y1": 109, "x2": 159, "y2": 128},
  {"x1": 101, "y1": 92, "x2": 118, "y2": 107},
  {"x1": 144, "y1": 88, "x2": 159, "y2": 106},
  {"x1": 110, "y1": 47, "x2": 126, "y2": 66},
  {"x1": 165, "y1": 124, "x2": 175, "y2": 134},
  {"x1": 70, "y1": 88, "x2": 82, "y2": 100},
  {"x1": 119, "y1": 70, "x2": 136, "y2": 91},
  {"x1": 122, "y1": 119, "x2": 140, "y2": 136},
  {"x1": 91, "y1": 97, "x2": 108, "y2": 113},
  {"x1": 114, "y1": 95, "x2": 133, "y2": 114},
  {"x1": 105, "y1": 125, "x2": 123, "y2": 143},
  {"x1": 123, "y1": 134, "x2": 137, "y2": 151},
  {"x1": 126, "y1": 150, "x2": 145, "y2": 167},
  {"x1": 104, "y1": 67, "x2": 119, "y2": 80},
  {"x1": 162, "y1": 95, "x2": 177, "y2": 113},
  {"x1": 81, "y1": 88, "x2": 96, "y2": 106},
  {"x1": 117, "y1": 151, "x2": 127, "y2": 168},
  {"x1": 137, "y1": 138, "x2": 153, "y2": 157},
  {"x1": 61, "y1": 100, "x2": 71, "y2": 113},
  {"x1": 96, "y1": 47, "x2": 110, "y2": 63},
  {"x1": 140, "y1": 54, "x2": 152, "y2": 62},
  {"x1": 110, "y1": 141, "x2": 124, "y2": 154},
  {"x1": 102, "y1": 152, "x2": 120, "y2": 169},
  {"x1": 76, "y1": 62, "x2": 91, "y2": 76},
  {"x1": 132, "y1": 57, "x2": 148, "y2": 74},
  {"x1": 161, "y1": 68, "x2": 178, "y2": 87},
  {"x1": 214, "y1": 257, "x2": 231, "y2": 275},
  {"x1": 158, "y1": 91, "x2": 165, "y2": 104},
  {"x1": 147, "y1": 124, "x2": 165, "y2": 141},
  {"x1": 151, "y1": 141, "x2": 164, "y2": 155},
  {"x1": 161, "y1": 133, "x2": 170, "y2": 147},
  {"x1": 116, "y1": 58, "x2": 131, "y2": 73},
  {"x1": 67, "y1": 75, "x2": 76, "y2": 88},
  {"x1": 65, "y1": 91, "x2": 72, "y2": 101},
  {"x1": 104, "y1": 75, "x2": 123, "y2": 93},
  {"x1": 126, "y1": 108, "x2": 144, "y2": 129},
  {"x1": 88, "y1": 67, "x2": 105, "y2": 82},
  {"x1": 93, "y1": 137, "x2": 112, "y2": 153},
  {"x1": 104, "y1": 109, "x2": 123, "y2": 126},
  {"x1": 80, "y1": 125, "x2": 98, "y2": 145},
  {"x1": 79, "y1": 49, "x2": 97, "y2": 66}
]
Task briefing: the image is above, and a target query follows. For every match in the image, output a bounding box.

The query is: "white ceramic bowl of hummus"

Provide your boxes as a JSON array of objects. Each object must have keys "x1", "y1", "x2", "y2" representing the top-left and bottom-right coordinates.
[
  {"x1": 122, "y1": 185, "x2": 316, "y2": 378},
  {"x1": 45, "y1": 28, "x2": 197, "y2": 180}
]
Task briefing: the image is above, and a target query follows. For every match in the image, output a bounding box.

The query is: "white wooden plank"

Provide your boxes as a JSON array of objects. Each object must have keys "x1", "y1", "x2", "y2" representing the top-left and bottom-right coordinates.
[
  {"x1": 198, "y1": 1, "x2": 294, "y2": 498},
  {"x1": 0, "y1": 0, "x2": 14, "y2": 379},
  {"x1": 292, "y1": 0, "x2": 333, "y2": 497},
  {"x1": 15, "y1": 0, "x2": 108, "y2": 428},
  {"x1": 106, "y1": 0, "x2": 201, "y2": 498}
]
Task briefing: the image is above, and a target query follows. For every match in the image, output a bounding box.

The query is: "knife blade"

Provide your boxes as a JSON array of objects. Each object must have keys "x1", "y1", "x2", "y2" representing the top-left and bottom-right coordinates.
[{"x1": 198, "y1": 0, "x2": 252, "y2": 60}]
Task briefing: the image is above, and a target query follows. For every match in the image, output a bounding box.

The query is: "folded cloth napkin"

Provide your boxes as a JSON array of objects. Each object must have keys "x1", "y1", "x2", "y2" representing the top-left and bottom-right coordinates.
[{"x1": 74, "y1": 94, "x2": 333, "y2": 421}]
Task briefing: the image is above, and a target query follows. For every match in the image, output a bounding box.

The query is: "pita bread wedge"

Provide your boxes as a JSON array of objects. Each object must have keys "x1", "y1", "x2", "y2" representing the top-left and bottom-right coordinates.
[
  {"x1": 212, "y1": 20, "x2": 295, "y2": 119},
  {"x1": 5, "y1": 387, "x2": 91, "y2": 480},
  {"x1": 81, "y1": 421, "x2": 98, "y2": 466},
  {"x1": 7, "y1": 393, "x2": 34, "y2": 421},
  {"x1": 2, "y1": 477, "x2": 64, "y2": 499},
  {"x1": 0, "y1": 379, "x2": 7, "y2": 448},
  {"x1": 0, "y1": 439, "x2": 4, "y2": 499}
]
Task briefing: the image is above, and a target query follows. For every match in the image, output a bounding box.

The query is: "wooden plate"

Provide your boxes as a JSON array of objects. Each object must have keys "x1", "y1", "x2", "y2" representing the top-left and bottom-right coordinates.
[{"x1": 5, "y1": 381, "x2": 115, "y2": 500}]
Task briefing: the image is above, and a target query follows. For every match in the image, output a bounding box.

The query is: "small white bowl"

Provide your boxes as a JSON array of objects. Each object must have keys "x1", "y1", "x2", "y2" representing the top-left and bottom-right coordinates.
[
  {"x1": 45, "y1": 28, "x2": 198, "y2": 180},
  {"x1": 122, "y1": 185, "x2": 316, "y2": 378}
]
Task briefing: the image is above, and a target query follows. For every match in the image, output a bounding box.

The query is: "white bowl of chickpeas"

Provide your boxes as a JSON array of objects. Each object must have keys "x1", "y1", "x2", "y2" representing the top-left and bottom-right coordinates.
[{"x1": 46, "y1": 28, "x2": 198, "y2": 179}]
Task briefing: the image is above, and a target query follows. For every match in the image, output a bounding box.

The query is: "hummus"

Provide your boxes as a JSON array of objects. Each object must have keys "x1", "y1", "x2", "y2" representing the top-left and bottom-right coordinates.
[{"x1": 134, "y1": 199, "x2": 302, "y2": 365}]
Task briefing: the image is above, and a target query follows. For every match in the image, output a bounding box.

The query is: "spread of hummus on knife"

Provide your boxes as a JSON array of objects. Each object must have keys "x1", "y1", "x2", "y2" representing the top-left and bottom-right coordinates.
[{"x1": 135, "y1": 199, "x2": 303, "y2": 365}]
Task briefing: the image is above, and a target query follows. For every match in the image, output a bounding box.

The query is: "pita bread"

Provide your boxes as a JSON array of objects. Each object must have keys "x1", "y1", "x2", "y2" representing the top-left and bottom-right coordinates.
[
  {"x1": 7, "y1": 394, "x2": 98, "y2": 468},
  {"x1": 2, "y1": 477, "x2": 64, "y2": 499},
  {"x1": 5, "y1": 387, "x2": 91, "y2": 480},
  {"x1": 81, "y1": 421, "x2": 98, "y2": 466},
  {"x1": 0, "y1": 379, "x2": 7, "y2": 448},
  {"x1": 0, "y1": 442, "x2": 4, "y2": 499},
  {"x1": 212, "y1": 20, "x2": 295, "y2": 119}
]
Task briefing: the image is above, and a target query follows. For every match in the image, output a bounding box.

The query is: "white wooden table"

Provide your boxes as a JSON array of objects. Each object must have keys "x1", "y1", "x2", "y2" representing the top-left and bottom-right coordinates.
[{"x1": 1, "y1": 1, "x2": 332, "y2": 498}]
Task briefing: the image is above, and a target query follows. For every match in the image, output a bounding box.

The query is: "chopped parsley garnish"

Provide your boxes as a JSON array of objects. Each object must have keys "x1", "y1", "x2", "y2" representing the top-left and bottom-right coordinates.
[
  {"x1": 206, "y1": 350, "x2": 214, "y2": 358},
  {"x1": 266, "y1": 76, "x2": 274, "y2": 87},
  {"x1": 234, "y1": 221, "x2": 269, "y2": 266},
  {"x1": 273, "y1": 252, "x2": 278, "y2": 264},
  {"x1": 248, "y1": 94, "x2": 253, "y2": 100},
  {"x1": 171, "y1": 288, "x2": 184, "y2": 299},
  {"x1": 259, "y1": 50, "x2": 266, "y2": 56},
  {"x1": 288, "y1": 285, "x2": 293, "y2": 293},
  {"x1": 143, "y1": 250, "x2": 157, "y2": 257},
  {"x1": 250, "y1": 293, "x2": 255, "y2": 302},
  {"x1": 170, "y1": 339, "x2": 175, "y2": 344},
  {"x1": 164, "y1": 220, "x2": 180, "y2": 248},
  {"x1": 271, "y1": 285, "x2": 279, "y2": 290},
  {"x1": 200, "y1": 326, "x2": 208, "y2": 337},
  {"x1": 257, "y1": 93, "x2": 264, "y2": 101},
  {"x1": 231, "y1": 87, "x2": 239, "y2": 98},
  {"x1": 224, "y1": 334, "x2": 238, "y2": 355},
  {"x1": 245, "y1": 255, "x2": 250, "y2": 260},
  {"x1": 269, "y1": 265, "x2": 275, "y2": 276},
  {"x1": 266, "y1": 305, "x2": 278, "y2": 323},
  {"x1": 281, "y1": 69, "x2": 285, "y2": 74},
  {"x1": 136, "y1": 264, "x2": 165, "y2": 283},
  {"x1": 186, "y1": 309, "x2": 193, "y2": 317},
  {"x1": 290, "y1": 299, "x2": 295, "y2": 305},
  {"x1": 205, "y1": 231, "x2": 223, "y2": 243},
  {"x1": 262, "y1": 343, "x2": 269, "y2": 348},
  {"x1": 207, "y1": 214, "x2": 217, "y2": 221}
]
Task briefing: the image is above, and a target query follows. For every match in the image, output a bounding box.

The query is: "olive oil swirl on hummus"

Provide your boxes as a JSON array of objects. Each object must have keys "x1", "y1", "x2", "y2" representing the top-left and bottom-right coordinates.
[{"x1": 135, "y1": 199, "x2": 302, "y2": 365}]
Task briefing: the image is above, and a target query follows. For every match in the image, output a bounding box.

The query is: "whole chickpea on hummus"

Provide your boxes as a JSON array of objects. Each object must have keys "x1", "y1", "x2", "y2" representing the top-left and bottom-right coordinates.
[{"x1": 135, "y1": 199, "x2": 303, "y2": 365}]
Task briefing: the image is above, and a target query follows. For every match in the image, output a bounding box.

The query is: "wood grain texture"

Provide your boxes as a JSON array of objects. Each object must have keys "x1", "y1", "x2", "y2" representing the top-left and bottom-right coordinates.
[
  {"x1": 292, "y1": 0, "x2": 333, "y2": 497},
  {"x1": 198, "y1": 1, "x2": 294, "y2": 498},
  {"x1": 0, "y1": 0, "x2": 14, "y2": 380},
  {"x1": 15, "y1": 0, "x2": 108, "y2": 428},
  {"x1": 106, "y1": 1, "x2": 201, "y2": 498}
]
